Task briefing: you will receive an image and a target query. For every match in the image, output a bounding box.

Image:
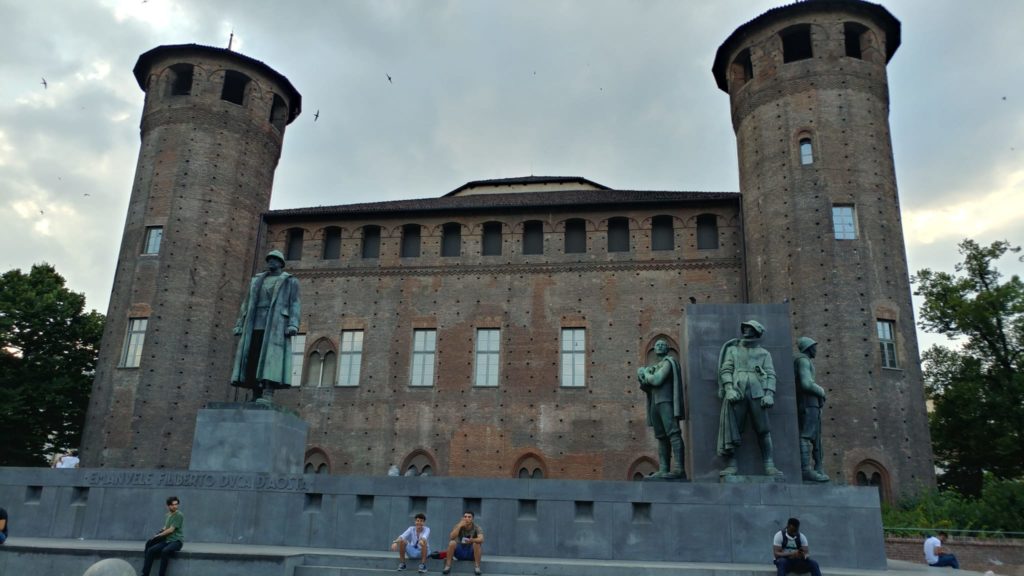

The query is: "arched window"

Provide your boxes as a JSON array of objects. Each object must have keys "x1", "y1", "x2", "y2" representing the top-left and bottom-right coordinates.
[
  {"x1": 844, "y1": 22, "x2": 869, "y2": 59},
  {"x1": 512, "y1": 453, "x2": 548, "y2": 479},
  {"x1": 799, "y1": 138, "x2": 814, "y2": 165},
  {"x1": 564, "y1": 219, "x2": 586, "y2": 254},
  {"x1": 441, "y1": 222, "x2": 461, "y2": 257},
  {"x1": 361, "y1": 225, "x2": 381, "y2": 259},
  {"x1": 401, "y1": 450, "x2": 438, "y2": 477},
  {"x1": 730, "y1": 48, "x2": 753, "y2": 87},
  {"x1": 270, "y1": 93, "x2": 288, "y2": 132},
  {"x1": 651, "y1": 215, "x2": 674, "y2": 251},
  {"x1": 696, "y1": 214, "x2": 719, "y2": 250},
  {"x1": 781, "y1": 24, "x2": 813, "y2": 63},
  {"x1": 854, "y1": 459, "x2": 892, "y2": 503},
  {"x1": 221, "y1": 70, "x2": 251, "y2": 105},
  {"x1": 522, "y1": 220, "x2": 544, "y2": 255},
  {"x1": 285, "y1": 228, "x2": 304, "y2": 260},
  {"x1": 401, "y1": 224, "x2": 421, "y2": 257},
  {"x1": 304, "y1": 448, "x2": 330, "y2": 475},
  {"x1": 481, "y1": 221, "x2": 502, "y2": 256},
  {"x1": 628, "y1": 457, "x2": 658, "y2": 481},
  {"x1": 167, "y1": 63, "x2": 194, "y2": 96},
  {"x1": 607, "y1": 217, "x2": 630, "y2": 252},
  {"x1": 304, "y1": 338, "x2": 337, "y2": 387},
  {"x1": 322, "y1": 226, "x2": 341, "y2": 260}
]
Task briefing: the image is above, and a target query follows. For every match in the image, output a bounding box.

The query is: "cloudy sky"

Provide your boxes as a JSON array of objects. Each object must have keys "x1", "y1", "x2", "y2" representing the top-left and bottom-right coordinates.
[{"x1": 1, "y1": 0, "x2": 1021, "y2": 352}]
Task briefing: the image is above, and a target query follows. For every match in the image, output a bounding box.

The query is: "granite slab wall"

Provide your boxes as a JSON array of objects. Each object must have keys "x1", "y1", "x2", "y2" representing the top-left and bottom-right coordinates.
[{"x1": 0, "y1": 468, "x2": 885, "y2": 569}]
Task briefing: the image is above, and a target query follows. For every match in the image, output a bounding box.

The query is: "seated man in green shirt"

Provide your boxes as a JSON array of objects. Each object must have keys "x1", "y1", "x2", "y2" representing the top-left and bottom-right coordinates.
[{"x1": 142, "y1": 496, "x2": 184, "y2": 576}]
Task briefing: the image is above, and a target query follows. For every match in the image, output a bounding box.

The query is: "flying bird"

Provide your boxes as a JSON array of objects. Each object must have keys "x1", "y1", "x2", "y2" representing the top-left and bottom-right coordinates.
[
  {"x1": 386, "y1": 73, "x2": 392, "y2": 84},
  {"x1": 314, "y1": 109, "x2": 319, "y2": 122},
  {"x1": 41, "y1": 77, "x2": 47, "y2": 89}
]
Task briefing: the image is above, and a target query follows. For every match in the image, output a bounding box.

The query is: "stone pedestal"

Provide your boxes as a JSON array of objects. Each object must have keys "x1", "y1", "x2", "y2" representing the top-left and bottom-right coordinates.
[{"x1": 189, "y1": 402, "x2": 309, "y2": 474}]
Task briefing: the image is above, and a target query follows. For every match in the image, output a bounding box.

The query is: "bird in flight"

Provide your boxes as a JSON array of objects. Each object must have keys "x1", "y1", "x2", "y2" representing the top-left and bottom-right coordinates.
[
  {"x1": 386, "y1": 73, "x2": 392, "y2": 84},
  {"x1": 314, "y1": 109, "x2": 320, "y2": 122},
  {"x1": 41, "y1": 77, "x2": 47, "y2": 89}
]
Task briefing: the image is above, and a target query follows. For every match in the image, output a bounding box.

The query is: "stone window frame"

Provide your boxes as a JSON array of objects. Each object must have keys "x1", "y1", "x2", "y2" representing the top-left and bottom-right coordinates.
[
  {"x1": 304, "y1": 337, "x2": 337, "y2": 387},
  {"x1": 799, "y1": 136, "x2": 814, "y2": 165},
  {"x1": 473, "y1": 328, "x2": 501, "y2": 387},
  {"x1": 119, "y1": 317, "x2": 148, "y2": 368},
  {"x1": 410, "y1": 328, "x2": 437, "y2": 387},
  {"x1": 560, "y1": 327, "x2": 587, "y2": 388},
  {"x1": 513, "y1": 452, "x2": 548, "y2": 479},
  {"x1": 628, "y1": 456, "x2": 658, "y2": 481},
  {"x1": 401, "y1": 449, "x2": 438, "y2": 477},
  {"x1": 853, "y1": 458, "x2": 892, "y2": 503},
  {"x1": 338, "y1": 329, "x2": 364, "y2": 387},
  {"x1": 304, "y1": 447, "x2": 331, "y2": 475}
]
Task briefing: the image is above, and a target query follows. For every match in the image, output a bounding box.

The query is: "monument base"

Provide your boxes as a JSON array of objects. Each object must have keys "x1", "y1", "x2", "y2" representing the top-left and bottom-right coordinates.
[
  {"x1": 189, "y1": 402, "x2": 309, "y2": 474},
  {"x1": 720, "y1": 473, "x2": 786, "y2": 483}
]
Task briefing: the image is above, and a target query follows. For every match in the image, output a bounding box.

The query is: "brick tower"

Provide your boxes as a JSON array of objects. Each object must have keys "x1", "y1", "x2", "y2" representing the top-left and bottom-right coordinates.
[
  {"x1": 81, "y1": 45, "x2": 301, "y2": 468},
  {"x1": 713, "y1": 1, "x2": 934, "y2": 495}
]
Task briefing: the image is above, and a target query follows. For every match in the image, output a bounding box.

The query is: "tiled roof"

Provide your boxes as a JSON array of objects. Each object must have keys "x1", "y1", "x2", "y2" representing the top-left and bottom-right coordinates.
[
  {"x1": 267, "y1": 189, "x2": 739, "y2": 220},
  {"x1": 445, "y1": 176, "x2": 610, "y2": 196}
]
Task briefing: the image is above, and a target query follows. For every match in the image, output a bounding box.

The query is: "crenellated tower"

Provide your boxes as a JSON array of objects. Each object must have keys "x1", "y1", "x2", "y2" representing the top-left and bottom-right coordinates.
[
  {"x1": 82, "y1": 45, "x2": 301, "y2": 468},
  {"x1": 713, "y1": 1, "x2": 934, "y2": 495}
]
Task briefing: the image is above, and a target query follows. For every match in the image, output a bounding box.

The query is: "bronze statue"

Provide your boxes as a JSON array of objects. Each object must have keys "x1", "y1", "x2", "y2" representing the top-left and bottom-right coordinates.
[
  {"x1": 637, "y1": 339, "x2": 686, "y2": 480},
  {"x1": 716, "y1": 320, "x2": 779, "y2": 476},
  {"x1": 230, "y1": 250, "x2": 301, "y2": 404},
  {"x1": 794, "y1": 337, "x2": 829, "y2": 482}
]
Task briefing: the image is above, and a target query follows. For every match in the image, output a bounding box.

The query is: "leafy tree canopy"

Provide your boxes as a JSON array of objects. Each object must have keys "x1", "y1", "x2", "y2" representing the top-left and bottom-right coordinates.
[
  {"x1": 0, "y1": 263, "x2": 104, "y2": 466},
  {"x1": 913, "y1": 239, "x2": 1024, "y2": 497}
]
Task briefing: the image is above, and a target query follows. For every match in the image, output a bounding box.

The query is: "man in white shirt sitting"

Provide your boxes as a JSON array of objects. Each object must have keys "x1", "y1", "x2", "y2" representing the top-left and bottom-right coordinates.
[{"x1": 924, "y1": 532, "x2": 960, "y2": 569}]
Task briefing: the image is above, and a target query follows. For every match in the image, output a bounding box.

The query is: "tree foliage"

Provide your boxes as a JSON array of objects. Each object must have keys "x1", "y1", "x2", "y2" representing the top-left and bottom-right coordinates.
[
  {"x1": 882, "y1": 476, "x2": 1024, "y2": 535},
  {"x1": 912, "y1": 239, "x2": 1024, "y2": 497},
  {"x1": 0, "y1": 264, "x2": 104, "y2": 466}
]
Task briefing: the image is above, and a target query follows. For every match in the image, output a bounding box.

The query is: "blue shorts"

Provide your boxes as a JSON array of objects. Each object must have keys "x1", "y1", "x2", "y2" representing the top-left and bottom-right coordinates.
[
  {"x1": 406, "y1": 543, "x2": 424, "y2": 559},
  {"x1": 454, "y1": 543, "x2": 474, "y2": 561}
]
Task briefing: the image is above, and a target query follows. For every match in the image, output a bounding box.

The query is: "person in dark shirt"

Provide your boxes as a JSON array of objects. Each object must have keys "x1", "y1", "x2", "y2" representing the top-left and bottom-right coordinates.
[{"x1": 0, "y1": 506, "x2": 8, "y2": 544}]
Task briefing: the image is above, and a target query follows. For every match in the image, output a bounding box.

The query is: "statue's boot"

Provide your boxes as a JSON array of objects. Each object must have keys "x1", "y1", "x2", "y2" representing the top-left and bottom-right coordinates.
[
  {"x1": 812, "y1": 442, "x2": 830, "y2": 482},
  {"x1": 666, "y1": 435, "x2": 686, "y2": 480},
  {"x1": 652, "y1": 439, "x2": 672, "y2": 478},
  {"x1": 720, "y1": 455, "x2": 738, "y2": 476},
  {"x1": 759, "y1": 434, "x2": 779, "y2": 476},
  {"x1": 800, "y1": 439, "x2": 829, "y2": 481},
  {"x1": 255, "y1": 384, "x2": 275, "y2": 406}
]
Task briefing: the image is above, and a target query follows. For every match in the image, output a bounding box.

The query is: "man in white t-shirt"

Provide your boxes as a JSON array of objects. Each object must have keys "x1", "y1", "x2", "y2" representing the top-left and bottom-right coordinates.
[
  {"x1": 55, "y1": 451, "x2": 80, "y2": 468},
  {"x1": 773, "y1": 517, "x2": 822, "y2": 576},
  {"x1": 924, "y1": 532, "x2": 960, "y2": 569},
  {"x1": 392, "y1": 513, "x2": 430, "y2": 573}
]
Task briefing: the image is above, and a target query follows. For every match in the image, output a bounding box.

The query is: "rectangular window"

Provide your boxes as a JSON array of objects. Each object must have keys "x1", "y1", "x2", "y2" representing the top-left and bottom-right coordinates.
[
  {"x1": 441, "y1": 223, "x2": 461, "y2": 257},
  {"x1": 338, "y1": 330, "x2": 364, "y2": 386},
  {"x1": 410, "y1": 329, "x2": 436, "y2": 386},
  {"x1": 560, "y1": 328, "x2": 586, "y2": 387},
  {"x1": 607, "y1": 218, "x2": 630, "y2": 252},
  {"x1": 290, "y1": 334, "x2": 306, "y2": 384},
  {"x1": 474, "y1": 328, "x2": 500, "y2": 387},
  {"x1": 877, "y1": 320, "x2": 898, "y2": 368},
  {"x1": 651, "y1": 216, "x2": 674, "y2": 251},
  {"x1": 522, "y1": 221, "x2": 544, "y2": 255},
  {"x1": 143, "y1": 227, "x2": 163, "y2": 254},
  {"x1": 401, "y1": 225, "x2": 421, "y2": 258},
  {"x1": 482, "y1": 222, "x2": 502, "y2": 256},
  {"x1": 696, "y1": 214, "x2": 719, "y2": 250},
  {"x1": 832, "y1": 205, "x2": 857, "y2": 240},
  {"x1": 362, "y1": 226, "x2": 381, "y2": 259},
  {"x1": 120, "y1": 318, "x2": 148, "y2": 368}
]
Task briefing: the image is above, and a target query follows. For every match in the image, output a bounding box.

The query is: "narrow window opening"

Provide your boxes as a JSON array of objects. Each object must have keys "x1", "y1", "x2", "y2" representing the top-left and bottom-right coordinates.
[
  {"x1": 361, "y1": 226, "x2": 381, "y2": 259},
  {"x1": 482, "y1": 221, "x2": 502, "y2": 256},
  {"x1": 143, "y1": 226, "x2": 163, "y2": 255},
  {"x1": 651, "y1": 215, "x2": 674, "y2": 251},
  {"x1": 410, "y1": 329, "x2": 436, "y2": 386},
  {"x1": 322, "y1": 227, "x2": 341, "y2": 260},
  {"x1": 564, "y1": 219, "x2": 586, "y2": 254},
  {"x1": 800, "y1": 138, "x2": 814, "y2": 165},
  {"x1": 730, "y1": 48, "x2": 753, "y2": 87},
  {"x1": 781, "y1": 25, "x2": 813, "y2": 63},
  {"x1": 877, "y1": 320, "x2": 898, "y2": 368},
  {"x1": 221, "y1": 70, "x2": 250, "y2": 105},
  {"x1": 441, "y1": 222, "x2": 461, "y2": 257},
  {"x1": 338, "y1": 330, "x2": 364, "y2": 386},
  {"x1": 168, "y1": 63, "x2": 193, "y2": 96},
  {"x1": 270, "y1": 94, "x2": 288, "y2": 131},
  {"x1": 474, "y1": 328, "x2": 500, "y2": 387},
  {"x1": 845, "y1": 22, "x2": 868, "y2": 59},
  {"x1": 286, "y1": 228, "x2": 304, "y2": 260},
  {"x1": 522, "y1": 220, "x2": 544, "y2": 255},
  {"x1": 607, "y1": 217, "x2": 630, "y2": 252},
  {"x1": 560, "y1": 328, "x2": 586, "y2": 387},
  {"x1": 401, "y1": 224, "x2": 421, "y2": 258},
  {"x1": 120, "y1": 318, "x2": 148, "y2": 368},
  {"x1": 696, "y1": 214, "x2": 719, "y2": 250}
]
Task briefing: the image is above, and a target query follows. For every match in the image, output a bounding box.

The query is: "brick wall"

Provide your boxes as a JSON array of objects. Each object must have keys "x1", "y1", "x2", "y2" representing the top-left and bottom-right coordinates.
[{"x1": 886, "y1": 537, "x2": 1024, "y2": 576}]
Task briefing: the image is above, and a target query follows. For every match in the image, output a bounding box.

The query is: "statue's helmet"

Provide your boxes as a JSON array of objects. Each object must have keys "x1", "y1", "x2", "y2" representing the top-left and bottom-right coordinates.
[
  {"x1": 740, "y1": 320, "x2": 766, "y2": 337},
  {"x1": 266, "y1": 250, "x2": 286, "y2": 266},
  {"x1": 797, "y1": 336, "x2": 817, "y2": 353}
]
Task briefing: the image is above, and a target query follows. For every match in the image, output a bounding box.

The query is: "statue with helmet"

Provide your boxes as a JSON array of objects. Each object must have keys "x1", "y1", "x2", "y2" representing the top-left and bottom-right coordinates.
[
  {"x1": 230, "y1": 249, "x2": 301, "y2": 404},
  {"x1": 794, "y1": 336, "x2": 829, "y2": 482},
  {"x1": 716, "y1": 319, "x2": 780, "y2": 477}
]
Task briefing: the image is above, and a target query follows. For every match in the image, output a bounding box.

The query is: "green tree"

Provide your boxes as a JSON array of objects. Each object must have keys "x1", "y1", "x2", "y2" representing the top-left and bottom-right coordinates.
[
  {"x1": 913, "y1": 239, "x2": 1024, "y2": 497},
  {"x1": 0, "y1": 264, "x2": 104, "y2": 466}
]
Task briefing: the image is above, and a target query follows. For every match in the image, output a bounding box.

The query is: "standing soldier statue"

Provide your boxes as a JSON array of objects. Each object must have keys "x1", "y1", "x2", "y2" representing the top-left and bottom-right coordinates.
[
  {"x1": 231, "y1": 250, "x2": 301, "y2": 405},
  {"x1": 637, "y1": 339, "x2": 687, "y2": 480},
  {"x1": 794, "y1": 337, "x2": 829, "y2": 482},
  {"x1": 716, "y1": 320, "x2": 779, "y2": 477}
]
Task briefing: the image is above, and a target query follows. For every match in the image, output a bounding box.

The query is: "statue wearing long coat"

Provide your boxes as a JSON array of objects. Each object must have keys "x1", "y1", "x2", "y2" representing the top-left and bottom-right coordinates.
[{"x1": 230, "y1": 271, "x2": 301, "y2": 389}]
